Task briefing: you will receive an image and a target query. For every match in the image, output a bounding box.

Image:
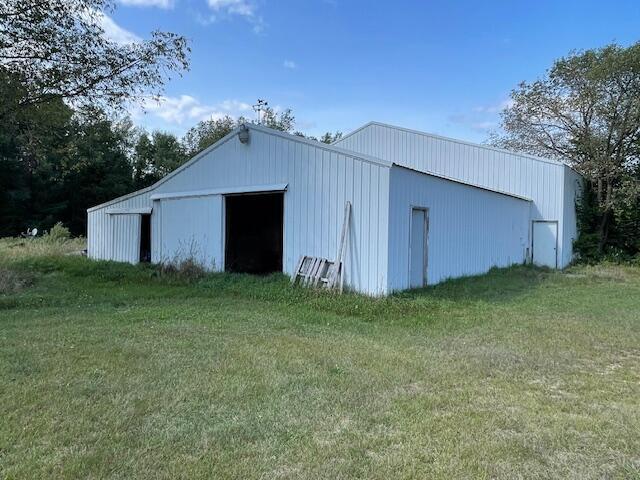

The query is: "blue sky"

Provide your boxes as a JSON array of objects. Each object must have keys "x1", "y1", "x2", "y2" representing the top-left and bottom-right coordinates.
[{"x1": 107, "y1": 0, "x2": 640, "y2": 142}]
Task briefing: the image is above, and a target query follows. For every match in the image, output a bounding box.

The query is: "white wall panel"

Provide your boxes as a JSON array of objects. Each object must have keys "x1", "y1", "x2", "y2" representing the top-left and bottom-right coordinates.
[
  {"x1": 388, "y1": 166, "x2": 531, "y2": 291},
  {"x1": 110, "y1": 214, "x2": 141, "y2": 264},
  {"x1": 337, "y1": 122, "x2": 578, "y2": 267},
  {"x1": 156, "y1": 195, "x2": 223, "y2": 269}
]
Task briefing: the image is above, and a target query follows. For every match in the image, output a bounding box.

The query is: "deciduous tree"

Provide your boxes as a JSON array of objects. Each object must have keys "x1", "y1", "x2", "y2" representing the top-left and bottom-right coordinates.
[
  {"x1": 0, "y1": 0, "x2": 189, "y2": 116},
  {"x1": 182, "y1": 116, "x2": 236, "y2": 157},
  {"x1": 493, "y1": 43, "x2": 640, "y2": 256}
]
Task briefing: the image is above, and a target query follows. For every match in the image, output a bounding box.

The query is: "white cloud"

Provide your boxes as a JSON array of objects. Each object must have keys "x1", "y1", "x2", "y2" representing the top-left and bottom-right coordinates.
[
  {"x1": 206, "y1": 0, "x2": 264, "y2": 32},
  {"x1": 471, "y1": 121, "x2": 498, "y2": 131},
  {"x1": 194, "y1": 11, "x2": 217, "y2": 25},
  {"x1": 118, "y1": 0, "x2": 173, "y2": 8},
  {"x1": 82, "y1": 9, "x2": 141, "y2": 44},
  {"x1": 473, "y1": 98, "x2": 514, "y2": 114},
  {"x1": 99, "y1": 13, "x2": 141, "y2": 44},
  {"x1": 446, "y1": 97, "x2": 512, "y2": 134},
  {"x1": 251, "y1": 20, "x2": 265, "y2": 34},
  {"x1": 133, "y1": 95, "x2": 253, "y2": 127},
  {"x1": 208, "y1": 0, "x2": 255, "y2": 17},
  {"x1": 218, "y1": 99, "x2": 252, "y2": 112},
  {"x1": 283, "y1": 60, "x2": 296, "y2": 69}
]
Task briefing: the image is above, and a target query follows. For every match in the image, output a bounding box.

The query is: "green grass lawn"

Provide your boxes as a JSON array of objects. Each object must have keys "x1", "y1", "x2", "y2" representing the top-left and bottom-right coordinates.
[{"x1": 1, "y1": 239, "x2": 639, "y2": 479}]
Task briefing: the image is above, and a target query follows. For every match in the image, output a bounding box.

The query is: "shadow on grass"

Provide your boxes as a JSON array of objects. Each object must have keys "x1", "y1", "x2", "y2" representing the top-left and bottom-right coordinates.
[
  {"x1": 3, "y1": 255, "x2": 556, "y2": 325},
  {"x1": 394, "y1": 264, "x2": 553, "y2": 304}
]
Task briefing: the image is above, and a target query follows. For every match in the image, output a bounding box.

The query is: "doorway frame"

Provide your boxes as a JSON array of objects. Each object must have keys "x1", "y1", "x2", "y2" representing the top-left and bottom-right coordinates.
[
  {"x1": 222, "y1": 190, "x2": 286, "y2": 273},
  {"x1": 138, "y1": 213, "x2": 152, "y2": 263},
  {"x1": 408, "y1": 206, "x2": 430, "y2": 288},
  {"x1": 531, "y1": 219, "x2": 559, "y2": 268}
]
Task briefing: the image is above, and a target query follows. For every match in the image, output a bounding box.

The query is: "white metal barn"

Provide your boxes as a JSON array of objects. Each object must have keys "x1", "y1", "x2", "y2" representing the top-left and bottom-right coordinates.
[
  {"x1": 87, "y1": 122, "x2": 580, "y2": 296},
  {"x1": 335, "y1": 122, "x2": 583, "y2": 270}
]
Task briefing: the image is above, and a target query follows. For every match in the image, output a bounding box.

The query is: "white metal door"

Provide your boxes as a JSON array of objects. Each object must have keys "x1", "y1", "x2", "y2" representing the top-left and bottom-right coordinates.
[
  {"x1": 409, "y1": 208, "x2": 428, "y2": 288},
  {"x1": 110, "y1": 213, "x2": 141, "y2": 264},
  {"x1": 532, "y1": 221, "x2": 558, "y2": 268}
]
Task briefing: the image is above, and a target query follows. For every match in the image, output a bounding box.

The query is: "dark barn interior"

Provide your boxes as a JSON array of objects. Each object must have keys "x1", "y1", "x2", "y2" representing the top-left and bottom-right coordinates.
[
  {"x1": 139, "y1": 214, "x2": 151, "y2": 263},
  {"x1": 224, "y1": 192, "x2": 284, "y2": 274}
]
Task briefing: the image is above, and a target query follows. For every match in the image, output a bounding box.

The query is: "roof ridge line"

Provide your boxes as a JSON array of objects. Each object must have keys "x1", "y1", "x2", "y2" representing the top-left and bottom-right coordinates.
[{"x1": 338, "y1": 120, "x2": 570, "y2": 168}]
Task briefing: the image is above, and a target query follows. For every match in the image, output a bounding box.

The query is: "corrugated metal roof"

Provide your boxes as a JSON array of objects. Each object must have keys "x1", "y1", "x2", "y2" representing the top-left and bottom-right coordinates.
[{"x1": 337, "y1": 121, "x2": 575, "y2": 169}]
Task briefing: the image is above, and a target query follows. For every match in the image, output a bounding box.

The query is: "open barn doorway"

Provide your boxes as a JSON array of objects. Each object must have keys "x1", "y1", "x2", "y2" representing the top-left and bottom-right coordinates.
[
  {"x1": 139, "y1": 214, "x2": 151, "y2": 263},
  {"x1": 224, "y1": 192, "x2": 284, "y2": 274}
]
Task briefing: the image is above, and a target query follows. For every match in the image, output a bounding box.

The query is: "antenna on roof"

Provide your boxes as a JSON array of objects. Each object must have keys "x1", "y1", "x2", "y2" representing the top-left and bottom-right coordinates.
[{"x1": 252, "y1": 99, "x2": 268, "y2": 124}]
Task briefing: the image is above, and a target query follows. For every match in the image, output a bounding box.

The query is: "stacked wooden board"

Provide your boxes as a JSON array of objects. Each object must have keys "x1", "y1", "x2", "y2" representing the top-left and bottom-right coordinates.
[{"x1": 291, "y1": 202, "x2": 351, "y2": 292}]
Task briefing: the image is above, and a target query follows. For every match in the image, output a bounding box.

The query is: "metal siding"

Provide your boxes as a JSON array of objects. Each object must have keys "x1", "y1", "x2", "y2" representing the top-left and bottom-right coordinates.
[
  {"x1": 110, "y1": 214, "x2": 141, "y2": 263},
  {"x1": 151, "y1": 200, "x2": 162, "y2": 263},
  {"x1": 87, "y1": 189, "x2": 153, "y2": 262},
  {"x1": 88, "y1": 128, "x2": 390, "y2": 296},
  {"x1": 337, "y1": 123, "x2": 574, "y2": 268},
  {"x1": 388, "y1": 166, "x2": 530, "y2": 290},
  {"x1": 157, "y1": 195, "x2": 222, "y2": 270}
]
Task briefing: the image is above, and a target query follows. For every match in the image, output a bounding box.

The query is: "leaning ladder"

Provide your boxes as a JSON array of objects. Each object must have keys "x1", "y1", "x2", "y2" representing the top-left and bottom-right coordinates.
[{"x1": 291, "y1": 201, "x2": 351, "y2": 292}]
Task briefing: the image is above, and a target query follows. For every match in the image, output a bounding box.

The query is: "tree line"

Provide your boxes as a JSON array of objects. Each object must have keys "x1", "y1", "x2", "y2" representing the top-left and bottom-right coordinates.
[{"x1": 0, "y1": 0, "x2": 187, "y2": 237}]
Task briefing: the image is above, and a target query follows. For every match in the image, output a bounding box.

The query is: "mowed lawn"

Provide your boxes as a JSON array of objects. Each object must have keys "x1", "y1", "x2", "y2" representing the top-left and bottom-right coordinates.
[{"x1": 1, "y1": 240, "x2": 639, "y2": 479}]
